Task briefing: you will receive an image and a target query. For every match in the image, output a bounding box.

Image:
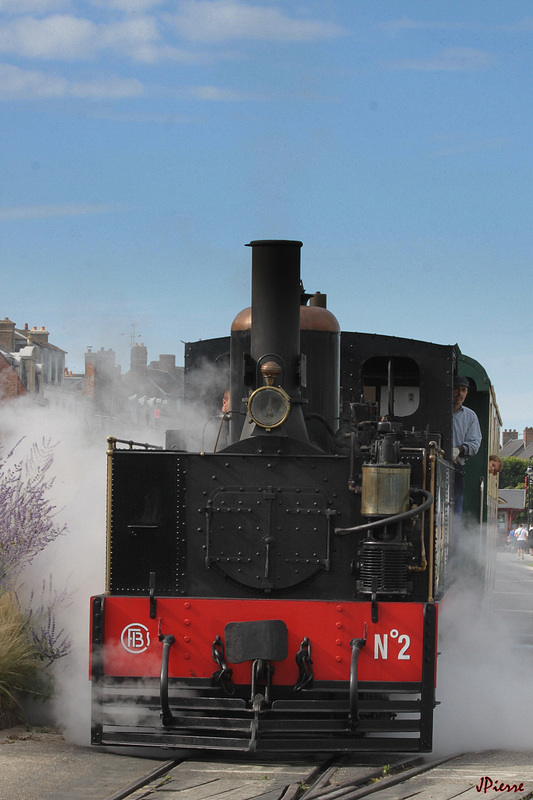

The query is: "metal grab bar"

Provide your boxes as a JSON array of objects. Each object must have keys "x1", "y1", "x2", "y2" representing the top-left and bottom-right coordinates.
[
  {"x1": 349, "y1": 624, "x2": 368, "y2": 728},
  {"x1": 159, "y1": 632, "x2": 176, "y2": 727}
]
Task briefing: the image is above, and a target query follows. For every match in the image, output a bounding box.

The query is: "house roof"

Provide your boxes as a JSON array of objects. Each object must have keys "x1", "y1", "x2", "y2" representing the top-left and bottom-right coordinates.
[
  {"x1": 522, "y1": 443, "x2": 533, "y2": 461},
  {"x1": 146, "y1": 368, "x2": 182, "y2": 396},
  {"x1": 0, "y1": 345, "x2": 14, "y2": 362},
  {"x1": 498, "y1": 488, "x2": 526, "y2": 510},
  {"x1": 500, "y1": 438, "x2": 525, "y2": 458}
]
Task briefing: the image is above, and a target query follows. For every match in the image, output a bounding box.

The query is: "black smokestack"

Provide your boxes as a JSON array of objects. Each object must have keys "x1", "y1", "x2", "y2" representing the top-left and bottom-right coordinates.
[
  {"x1": 248, "y1": 240, "x2": 302, "y2": 397},
  {"x1": 244, "y1": 239, "x2": 309, "y2": 443}
]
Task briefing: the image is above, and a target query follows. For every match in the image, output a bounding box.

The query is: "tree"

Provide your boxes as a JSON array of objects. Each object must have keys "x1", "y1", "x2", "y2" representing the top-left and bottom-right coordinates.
[{"x1": 500, "y1": 457, "x2": 528, "y2": 489}]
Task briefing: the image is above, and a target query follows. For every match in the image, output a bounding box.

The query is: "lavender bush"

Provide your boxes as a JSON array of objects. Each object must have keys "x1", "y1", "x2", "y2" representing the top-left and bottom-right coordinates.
[
  {"x1": 26, "y1": 577, "x2": 71, "y2": 666},
  {"x1": 0, "y1": 438, "x2": 67, "y2": 591},
  {"x1": 0, "y1": 438, "x2": 71, "y2": 714}
]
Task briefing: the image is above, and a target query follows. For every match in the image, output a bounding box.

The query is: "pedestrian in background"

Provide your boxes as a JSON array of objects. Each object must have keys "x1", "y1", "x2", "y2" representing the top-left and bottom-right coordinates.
[
  {"x1": 515, "y1": 523, "x2": 528, "y2": 560},
  {"x1": 528, "y1": 525, "x2": 533, "y2": 556}
]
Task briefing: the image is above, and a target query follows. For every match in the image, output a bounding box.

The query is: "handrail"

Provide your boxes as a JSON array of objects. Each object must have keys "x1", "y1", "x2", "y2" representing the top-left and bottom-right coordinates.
[
  {"x1": 428, "y1": 442, "x2": 437, "y2": 602},
  {"x1": 106, "y1": 435, "x2": 163, "y2": 451}
]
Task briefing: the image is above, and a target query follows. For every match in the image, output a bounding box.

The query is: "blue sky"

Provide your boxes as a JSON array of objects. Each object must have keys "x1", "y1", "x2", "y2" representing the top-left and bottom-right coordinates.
[{"x1": 1, "y1": 0, "x2": 531, "y2": 434}]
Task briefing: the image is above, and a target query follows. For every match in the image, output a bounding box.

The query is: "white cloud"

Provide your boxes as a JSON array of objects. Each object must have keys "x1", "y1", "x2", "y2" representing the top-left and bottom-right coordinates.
[
  {"x1": 0, "y1": 203, "x2": 125, "y2": 220},
  {"x1": 380, "y1": 17, "x2": 472, "y2": 35},
  {"x1": 0, "y1": 3, "x2": 343, "y2": 65},
  {"x1": 0, "y1": 63, "x2": 143, "y2": 98},
  {"x1": 381, "y1": 16, "x2": 533, "y2": 36},
  {"x1": 0, "y1": 63, "x2": 65, "y2": 97},
  {"x1": 90, "y1": 0, "x2": 164, "y2": 11},
  {"x1": 0, "y1": 0, "x2": 70, "y2": 12},
  {"x1": 87, "y1": 108, "x2": 199, "y2": 123},
  {"x1": 99, "y1": 16, "x2": 162, "y2": 59},
  {"x1": 0, "y1": 14, "x2": 162, "y2": 61},
  {"x1": 388, "y1": 47, "x2": 497, "y2": 72},
  {"x1": 69, "y1": 75, "x2": 144, "y2": 97},
  {"x1": 172, "y1": 0, "x2": 346, "y2": 42},
  {"x1": 0, "y1": 12, "x2": 211, "y2": 64},
  {"x1": 0, "y1": 15, "x2": 98, "y2": 59},
  {"x1": 188, "y1": 84, "x2": 253, "y2": 100},
  {"x1": 153, "y1": 43, "x2": 217, "y2": 63}
]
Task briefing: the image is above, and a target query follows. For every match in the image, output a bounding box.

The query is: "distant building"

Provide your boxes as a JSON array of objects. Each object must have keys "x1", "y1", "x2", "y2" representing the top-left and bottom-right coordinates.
[
  {"x1": 0, "y1": 317, "x2": 66, "y2": 402},
  {"x1": 0, "y1": 351, "x2": 27, "y2": 400},
  {"x1": 0, "y1": 316, "x2": 185, "y2": 443},
  {"x1": 498, "y1": 488, "x2": 526, "y2": 534},
  {"x1": 122, "y1": 344, "x2": 183, "y2": 430},
  {"x1": 60, "y1": 342, "x2": 184, "y2": 436},
  {"x1": 83, "y1": 346, "x2": 123, "y2": 418},
  {"x1": 500, "y1": 428, "x2": 533, "y2": 461}
]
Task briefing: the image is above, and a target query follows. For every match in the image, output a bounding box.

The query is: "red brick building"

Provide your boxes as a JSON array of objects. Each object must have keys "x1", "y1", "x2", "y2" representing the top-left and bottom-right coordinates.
[
  {"x1": 0, "y1": 316, "x2": 66, "y2": 402},
  {"x1": 0, "y1": 352, "x2": 27, "y2": 400}
]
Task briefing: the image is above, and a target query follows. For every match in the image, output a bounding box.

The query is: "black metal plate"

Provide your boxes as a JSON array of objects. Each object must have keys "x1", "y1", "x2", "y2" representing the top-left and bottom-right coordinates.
[{"x1": 224, "y1": 620, "x2": 288, "y2": 663}]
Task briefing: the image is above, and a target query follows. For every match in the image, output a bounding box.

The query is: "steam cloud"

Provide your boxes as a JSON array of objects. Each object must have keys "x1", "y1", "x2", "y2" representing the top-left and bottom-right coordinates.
[
  {"x1": 434, "y1": 529, "x2": 533, "y2": 753},
  {"x1": 2, "y1": 392, "x2": 529, "y2": 754},
  {"x1": 0, "y1": 365, "x2": 228, "y2": 744},
  {"x1": 0, "y1": 396, "x2": 106, "y2": 743}
]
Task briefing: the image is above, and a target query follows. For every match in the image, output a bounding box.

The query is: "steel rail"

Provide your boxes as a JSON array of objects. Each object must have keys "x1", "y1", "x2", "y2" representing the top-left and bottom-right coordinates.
[{"x1": 299, "y1": 753, "x2": 462, "y2": 800}]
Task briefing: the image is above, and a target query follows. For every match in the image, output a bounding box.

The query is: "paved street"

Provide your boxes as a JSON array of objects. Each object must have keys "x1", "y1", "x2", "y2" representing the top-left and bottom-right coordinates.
[{"x1": 489, "y1": 548, "x2": 533, "y2": 645}]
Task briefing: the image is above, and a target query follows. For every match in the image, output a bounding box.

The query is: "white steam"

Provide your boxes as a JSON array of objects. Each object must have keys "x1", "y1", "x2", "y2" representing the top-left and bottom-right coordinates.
[
  {"x1": 0, "y1": 363, "x2": 229, "y2": 745},
  {"x1": 0, "y1": 396, "x2": 106, "y2": 743},
  {"x1": 4, "y1": 390, "x2": 525, "y2": 754},
  {"x1": 434, "y1": 545, "x2": 533, "y2": 753},
  {"x1": 179, "y1": 359, "x2": 230, "y2": 451}
]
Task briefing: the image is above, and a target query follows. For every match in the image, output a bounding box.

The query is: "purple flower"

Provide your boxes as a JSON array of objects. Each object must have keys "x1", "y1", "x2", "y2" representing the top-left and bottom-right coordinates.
[{"x1": 1, "y1": 438, "x2": 71, "y2": 663}]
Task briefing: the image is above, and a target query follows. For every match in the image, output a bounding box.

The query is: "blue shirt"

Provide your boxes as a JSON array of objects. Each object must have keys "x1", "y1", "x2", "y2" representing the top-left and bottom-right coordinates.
[{"x1": 453, "y1": 405, "x2": 482, "y2": 459}]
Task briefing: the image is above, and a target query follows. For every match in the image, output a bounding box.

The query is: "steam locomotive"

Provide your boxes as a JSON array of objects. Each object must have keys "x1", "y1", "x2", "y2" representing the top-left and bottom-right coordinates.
[{"x1": 90, "y1": 240, "x2": 500, "y2": 753}]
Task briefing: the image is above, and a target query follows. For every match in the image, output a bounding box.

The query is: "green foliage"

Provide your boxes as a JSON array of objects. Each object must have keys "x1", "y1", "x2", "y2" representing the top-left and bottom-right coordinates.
[
  {"x1": 0, "y1": 593, "x2": 40, "y2": 705},
  {"x1": 500, "y1": 457, "x2": 529, "y2": 489}
]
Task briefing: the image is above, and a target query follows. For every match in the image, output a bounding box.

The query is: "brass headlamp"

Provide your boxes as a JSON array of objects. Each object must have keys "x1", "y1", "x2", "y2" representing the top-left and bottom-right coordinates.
[{"x1": 247, "y1": 361, "x2": 290, "y2": 431}]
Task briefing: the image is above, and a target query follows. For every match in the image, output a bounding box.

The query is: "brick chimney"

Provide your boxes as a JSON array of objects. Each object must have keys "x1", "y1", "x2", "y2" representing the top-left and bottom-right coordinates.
[
  {"x1": 0, "y1": 317, "x2": 16, "y2": 352},
  {"x1": 158, "y1": 354, "x2": 176, "y2": 374},
  {"x1": 130, "y1": 342, "x2": 147, "y2": 376},
  {"x1": 524, "y1": 428, "x2": 533, "y2": 446},
  {"x1": 30, "y1": 326, "x2": 49, "y2": 344},
  {"x1": 84, "y1": 348, "x2": 96, "y2": 397},
  {"x1": 502, "y1": 429, "x2": 518, "y2": 446}
]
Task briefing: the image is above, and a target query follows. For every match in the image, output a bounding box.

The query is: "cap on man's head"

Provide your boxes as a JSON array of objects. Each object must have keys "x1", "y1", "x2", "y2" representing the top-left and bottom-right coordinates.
[{"x1": 454, "y1": 375, "x2": 470, "y2": 388}]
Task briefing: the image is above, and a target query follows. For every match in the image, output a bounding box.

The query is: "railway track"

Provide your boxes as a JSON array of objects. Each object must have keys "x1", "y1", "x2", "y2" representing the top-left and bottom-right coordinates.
[
  {"x1": 95, "y1": 553, "x2": 533, "y2": 800},
  {"x1": 101, "y1": 751, "x2": 483, "y2": 800}
]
